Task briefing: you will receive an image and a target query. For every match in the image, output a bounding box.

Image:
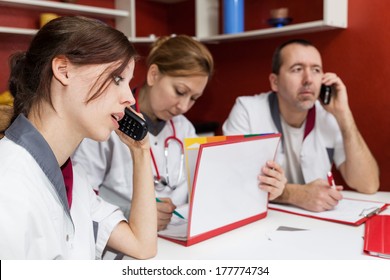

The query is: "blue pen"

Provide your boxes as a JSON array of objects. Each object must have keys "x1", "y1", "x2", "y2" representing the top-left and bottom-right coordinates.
[{"x1": 155, "y1": 198, "x2": 186, "y2": 220}]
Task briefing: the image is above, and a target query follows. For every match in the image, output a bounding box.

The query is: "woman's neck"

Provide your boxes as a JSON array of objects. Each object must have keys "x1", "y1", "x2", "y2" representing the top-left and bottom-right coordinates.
[
  {"x1": 29, "y1": 109, "x2": 81, "y2": 166},
  {"x1": 138, "y1": 85, "x2": 157, "y2": 123}
]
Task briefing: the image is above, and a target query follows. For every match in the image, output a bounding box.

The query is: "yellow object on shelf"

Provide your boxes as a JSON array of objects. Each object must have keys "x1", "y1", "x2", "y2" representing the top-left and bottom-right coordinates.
[
  {"x1": 40, "y1": 13, "x2": 59, "y2": 28},
  {"x1": 0, "y1": 90, "x2": 14, "y2": 106},
  {"x1": 0, "y1": 104, "x2": 13, "y2": 138}
]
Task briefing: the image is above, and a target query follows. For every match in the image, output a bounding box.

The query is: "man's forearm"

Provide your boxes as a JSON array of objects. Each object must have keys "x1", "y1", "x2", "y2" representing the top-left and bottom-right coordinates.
[
  {"x1": 272, "y1": 183, "x2": 301, "y2": 205},
  {"x1": 337, "y1": 110, "x2": 379, "y2": 193}
]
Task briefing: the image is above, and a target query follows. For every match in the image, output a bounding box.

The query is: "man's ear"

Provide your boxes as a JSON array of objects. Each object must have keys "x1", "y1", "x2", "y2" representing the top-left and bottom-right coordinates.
[
  {"x1": 146, "y1": 64, "x2": 160, "y2": 86},
  {"x1": 52, "y1": 56, "x2": 70, "y2": 86},
  {"x1": 269, "y1": 73, "x2": 278, "y2": 92}
]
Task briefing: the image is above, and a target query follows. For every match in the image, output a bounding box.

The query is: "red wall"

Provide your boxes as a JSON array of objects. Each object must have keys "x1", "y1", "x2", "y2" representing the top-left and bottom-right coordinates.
[{"x1": 0, "y1": 0, "x2": 389, "y2": 191}]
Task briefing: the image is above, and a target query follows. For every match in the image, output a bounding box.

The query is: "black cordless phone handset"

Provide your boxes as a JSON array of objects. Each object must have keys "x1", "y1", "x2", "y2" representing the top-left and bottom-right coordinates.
[
  {"x1": 320, "y1": 84, "x2": 332, "y2": 105},
  {"x1": 118, "y1": 108, "x2": 148, "y2": 141}
]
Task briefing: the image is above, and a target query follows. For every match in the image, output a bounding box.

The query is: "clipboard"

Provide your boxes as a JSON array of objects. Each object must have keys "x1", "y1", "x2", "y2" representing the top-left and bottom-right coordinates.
[
  {"x1": 269, "y1": 198, "x2": 388, "y2": 226},
  {"x1": 158, "y1": 134, "x2": 281, "y2": 246}
]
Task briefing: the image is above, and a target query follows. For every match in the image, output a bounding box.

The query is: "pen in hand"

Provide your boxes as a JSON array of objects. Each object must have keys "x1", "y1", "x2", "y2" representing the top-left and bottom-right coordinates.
[
  {"x1": 327, "y1": 171, "x2": 336, "y2": 189},
  {"x1": 156, "y1": 197, "x2": 186, "y2": 220}
]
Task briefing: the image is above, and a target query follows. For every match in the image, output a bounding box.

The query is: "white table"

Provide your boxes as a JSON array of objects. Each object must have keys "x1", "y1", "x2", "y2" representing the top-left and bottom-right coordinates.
[{"x1": 141, "y1": 191, "x2": 390, "y2": 260}]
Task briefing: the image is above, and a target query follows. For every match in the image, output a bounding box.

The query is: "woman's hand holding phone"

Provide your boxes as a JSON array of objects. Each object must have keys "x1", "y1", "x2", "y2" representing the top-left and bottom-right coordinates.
[{"x1": 118, "y1": 108, "x2": 148, "y2": 141}]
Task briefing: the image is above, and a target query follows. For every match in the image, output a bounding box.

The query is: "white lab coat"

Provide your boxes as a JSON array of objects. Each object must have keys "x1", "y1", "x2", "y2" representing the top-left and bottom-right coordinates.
[
  {"x1": 0, "y1": 115, "x2": 125, "y2": 259},
  {"x1": 72, "y1": 114, "x2": 197, "y2": 217},
  {"x1": 222, "y1": 92, "x2": 346, "y2": 183}
]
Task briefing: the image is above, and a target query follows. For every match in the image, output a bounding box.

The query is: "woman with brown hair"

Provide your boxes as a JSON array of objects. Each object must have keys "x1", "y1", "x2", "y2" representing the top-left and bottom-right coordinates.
[{"x1": 0, "y1": 16, "x2": 157, "y2": 259}]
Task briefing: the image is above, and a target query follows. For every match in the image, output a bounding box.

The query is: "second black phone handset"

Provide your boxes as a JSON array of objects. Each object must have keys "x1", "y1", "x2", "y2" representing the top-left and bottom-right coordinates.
[
  {"x1": 118, "y1": 108, "x2": 149, "y2": 141},
  {"x1": 320, "y1": 84, "x2": 332, "y2": 105}
]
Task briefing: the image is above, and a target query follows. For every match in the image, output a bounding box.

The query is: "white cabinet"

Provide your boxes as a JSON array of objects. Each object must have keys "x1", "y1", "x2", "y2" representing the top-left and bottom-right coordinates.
[
  {"x1": 0, "y1": 0, "x2": 348, "y2": 43},
  {"x1": 196, "y1": 0, "x2": 348, "y2": 43}
]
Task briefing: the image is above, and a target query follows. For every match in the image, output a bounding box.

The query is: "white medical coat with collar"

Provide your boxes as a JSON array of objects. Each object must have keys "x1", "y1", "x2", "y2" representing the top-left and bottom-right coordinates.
[{"x1": 0, "y1": 138, "x2": 125, "y2": 259}]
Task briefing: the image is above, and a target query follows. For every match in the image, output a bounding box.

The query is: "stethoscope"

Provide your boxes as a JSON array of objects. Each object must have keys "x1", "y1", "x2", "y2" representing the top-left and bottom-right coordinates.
[
  {"x1": 151, "y1": 120, "x2": 185, "y2": 191},
  {"x1": 134, "y1": 87, "x2": 185, "y2": 191}
]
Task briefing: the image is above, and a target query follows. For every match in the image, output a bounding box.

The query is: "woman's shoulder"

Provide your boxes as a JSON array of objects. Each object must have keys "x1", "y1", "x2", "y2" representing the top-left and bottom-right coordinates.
[
  {"x1": 0, "y1": 137, "x2": 30, "y2": 162},
  {"x1": 170, "y1": 115, "x2": 196, "y2": 137},
  {"x1": 171, "y1": 114, "x2": 194, "y2": 127},
  {"x1": 0, "y1": 138, "x2": 43, "y2": 188}
]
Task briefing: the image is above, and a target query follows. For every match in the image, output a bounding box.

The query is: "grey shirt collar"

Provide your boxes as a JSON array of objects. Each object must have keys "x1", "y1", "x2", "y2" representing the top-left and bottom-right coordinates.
[
  {"x1": 5, "y1": 114, "x2": 71, "y2": 216},
  {"x1": 268, "y1": 92, "x2": 283, "y2": 134}
]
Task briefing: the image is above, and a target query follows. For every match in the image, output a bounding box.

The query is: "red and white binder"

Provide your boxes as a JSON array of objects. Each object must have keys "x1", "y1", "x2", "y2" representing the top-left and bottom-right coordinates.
[
  {"x1": 364, "y1": 214, "x2": 390, "y2": 258},
  {"x1": 158, "y1": 134, "x2": 281, "y2": 246}
]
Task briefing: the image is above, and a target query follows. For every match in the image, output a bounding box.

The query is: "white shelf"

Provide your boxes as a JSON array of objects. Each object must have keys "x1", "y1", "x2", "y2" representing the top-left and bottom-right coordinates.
[
  {"x1": 0, "y1": 0, "x2": 133, "y2": 37},
  {"x1": 130, "y1": 36, "x2": 156, "y2": 44},
  {"x1": 0, "y1": 0, "x2": 128, "y2": 17},
  {"x1": 0, "y1": 26, "x2": 38, "y2": 36},
  {"x1": 199, "y1": 20, "x2": 342, "y2": 43},
  {"x1": 196, "y1": 0, "x2": 348, "y2": 43},
  {"x1": 0, "y1": 0, "x2": 348, "y2": 43},
  {"x1": 148, "y1": 0, "x2": 186, "y2": 3}
]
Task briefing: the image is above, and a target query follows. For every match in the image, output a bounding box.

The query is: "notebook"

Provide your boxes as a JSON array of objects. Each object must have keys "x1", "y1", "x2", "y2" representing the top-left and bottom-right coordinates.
[
  {"x1": 269, "y1": 198, "x2": 387, "y2": 226},
  {"x1": 158, "y1": 134, "x2": 281, "y2": 246}
]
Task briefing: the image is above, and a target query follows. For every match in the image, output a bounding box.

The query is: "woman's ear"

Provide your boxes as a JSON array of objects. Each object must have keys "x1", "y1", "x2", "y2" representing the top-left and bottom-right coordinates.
[
  {"x1": 146, "y1": 64, "x2": 160, "y2": 86},
  {"x1": 269, "y1": 73, "x2": 278, "y2": 92},
  {"x1": 52, "y1": 56, "x2": 70, "y2": 86}
]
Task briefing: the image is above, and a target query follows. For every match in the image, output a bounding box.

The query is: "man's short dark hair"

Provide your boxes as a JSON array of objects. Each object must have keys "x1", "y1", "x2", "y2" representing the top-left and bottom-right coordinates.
[{"x1": 271, "y1": 39, "x2": 315, "y2": 74}]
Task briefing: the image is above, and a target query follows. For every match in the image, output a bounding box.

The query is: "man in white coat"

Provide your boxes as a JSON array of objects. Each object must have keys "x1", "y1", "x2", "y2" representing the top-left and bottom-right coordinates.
[{"x1": 223, "y1": 39, "x2": 379, "y2": 212}]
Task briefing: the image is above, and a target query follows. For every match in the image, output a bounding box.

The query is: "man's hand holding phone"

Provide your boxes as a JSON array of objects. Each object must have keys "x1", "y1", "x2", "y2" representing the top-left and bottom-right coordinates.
[{"x1": 320, "y1": 73, "x2": 351, "y2": 123}]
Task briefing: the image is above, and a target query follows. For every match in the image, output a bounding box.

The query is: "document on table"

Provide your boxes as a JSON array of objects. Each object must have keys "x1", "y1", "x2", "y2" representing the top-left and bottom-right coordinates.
[{"x1": 269, "y1": 198, "x2": 387, "y2": 226}]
